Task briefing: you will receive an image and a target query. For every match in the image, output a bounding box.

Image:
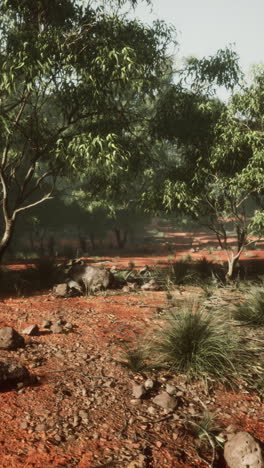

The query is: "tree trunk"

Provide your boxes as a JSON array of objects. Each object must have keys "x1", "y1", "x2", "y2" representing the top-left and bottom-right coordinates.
[
  {"x1": 226, "y1": 256, "x2": 239, "y2": 280},
  {"x1": 114, "y1": 228, "x2": 127, "y2": 249},
  {"x1": 89, "y1": 233, "x2": 96, "y2": 250},
  {"x1": 0, "y1": 220, "x2": 15, "y2": 262}
]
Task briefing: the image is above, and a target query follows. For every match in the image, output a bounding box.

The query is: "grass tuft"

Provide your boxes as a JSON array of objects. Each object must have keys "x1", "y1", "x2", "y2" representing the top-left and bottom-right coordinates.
[
  {"x1": 233, "y1": 287, "x2": 264, "y2": 326},
  {"x1": 121, "y1": 345, "x2": 150, "y2": 373},
  {"x1": 148, "y1": 305, "x2": 238, "y2": 379}
]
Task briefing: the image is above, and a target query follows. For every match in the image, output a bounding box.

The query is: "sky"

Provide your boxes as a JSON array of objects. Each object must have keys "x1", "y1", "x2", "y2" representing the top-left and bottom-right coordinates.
[{"x1": 133, "y1": 0, "x2": 264, "y2": 78}]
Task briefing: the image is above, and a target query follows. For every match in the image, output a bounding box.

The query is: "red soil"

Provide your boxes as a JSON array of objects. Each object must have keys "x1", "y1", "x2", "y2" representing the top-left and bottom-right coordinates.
[{"x1": 0, "y1": 233, "x2": 264, "y2": 467}]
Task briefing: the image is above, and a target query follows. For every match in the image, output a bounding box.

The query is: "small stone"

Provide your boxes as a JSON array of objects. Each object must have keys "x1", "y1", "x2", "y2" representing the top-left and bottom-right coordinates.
[
  {"x1": 42, "y1": 320, "x2": 52, "y2": 329},
  {"x1": 165, "y1": 384, "x2": 176, "y2": 395},
  {"x1": 50, "y1": 324, "x2": 64, "y2": 334},
  {"x1": 35, "y1": 424, "x2": 46, "y2": 433},
  {"x1": 130, "y1": 399, "x2": 142, "y2": 406},
  {"x1": 64, "y1": 323, "x2": 73, "y2": 330},
  {"x1": 147, "y1": 406, "x2": 156, "y2": 415},
  {"x1": 20, "y1": 421, "x2": 28, "y2": 430},
  {"x1": 152, "y1": 392, "x2": 178, "y2": 410},
  {"x1": 22, "y1": 324, "x2": 39, "y2": 336},
  {"x1": 132, "y1": 383, "x2": 146, "y2": 399},
  {"x1": 144, "y1": 379, "x2": 154, "y2": 390}
]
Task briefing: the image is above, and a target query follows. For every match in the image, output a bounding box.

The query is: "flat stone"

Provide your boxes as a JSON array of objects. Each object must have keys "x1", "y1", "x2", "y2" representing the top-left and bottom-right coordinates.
[
  {"x1": 132, "y1": 383, "x2": 146, "y2": 399},
  {"x1": 152, "y1": 392, "x2": 178, "y2": 410},
  {"x1": 22, "y1": 324, "x2": 39, "y2": 336},
  {"x1": 165, "y1": 383, "x2": 176, "y2": 395}
]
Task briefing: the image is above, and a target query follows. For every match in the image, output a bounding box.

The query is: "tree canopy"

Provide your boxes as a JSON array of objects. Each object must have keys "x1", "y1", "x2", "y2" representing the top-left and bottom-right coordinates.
[{"x1": 0, "y1": 0, "x2": 174, "y2": 259}]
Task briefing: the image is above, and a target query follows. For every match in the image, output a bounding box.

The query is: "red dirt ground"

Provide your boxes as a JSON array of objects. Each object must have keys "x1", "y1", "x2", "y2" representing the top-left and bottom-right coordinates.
[{"x1": 1, "y1": 234, "x2": 264, "y2": 467}]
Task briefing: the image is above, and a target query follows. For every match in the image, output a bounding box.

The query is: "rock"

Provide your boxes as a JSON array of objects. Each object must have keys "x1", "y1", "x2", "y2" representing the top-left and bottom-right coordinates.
[
  {"x1": 0, "y1": 327, "x2": 25, "y2": 350},
  {"x1": 53, "y1": 283, "x2": 68, "y2": 297},
  {"x1": 50, "y1": 324, "x2": 64, "y2": 334},
  {"x1": 144, "y1": 379, "x2": 154, "y2": 390},
  {"x1": 64, "y1": 322, "x2": 73, "y2": 331},
  {"x1": 66, "y1": 263, "x2": 112, "y2": 292},
  {"x1": 35, "y1": 423, "x2": 46, "y2": 433},
  {"x1": 141, "y1": 280, "x2": 159, "y2": 291},
  {"x1": 132, "y1": 383, "x2": 146, "y2": 399},
  {"x1": 67, "y1": 280, "x2": 83, "y2": 294},
  {"x1": 22, "y1": 324, "x2": 39, "y2": 336},
  {"x1": 130, "y1": 399, "x2": 142, "y2": 406},
  {"x1": 42, "y1": 320, "x2": 52, "y2": 329},
  {"x1": 0, "y1": 361, "x2": 29, "y2": 386},
  {"x1": 152, "y1": 392, "x2": 178, "y2": 410},
  {"x1": 224, "y1": 431, "x2": 264, "y2": 468},
  {"x1": 165, "y1": 383, "x2": 176, "y2": 395}
]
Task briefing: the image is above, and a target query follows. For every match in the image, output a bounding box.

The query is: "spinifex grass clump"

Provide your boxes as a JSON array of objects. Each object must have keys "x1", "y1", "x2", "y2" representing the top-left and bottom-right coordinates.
[
  {"x1": 121, "y1": 344, "x2": 150, "y2": 373},
  {"x1": 187, "y1": 412, "x2": 223, "y2": 447},
  {"x1": 149, "y1": 306, "x2": 238, "y2": 379},
  {"x1": 233, "y1": 287, "x2": 264, "y2": 326},
  {"x1": 195, "y1": 256, "x2": 214, "y2": 280}
]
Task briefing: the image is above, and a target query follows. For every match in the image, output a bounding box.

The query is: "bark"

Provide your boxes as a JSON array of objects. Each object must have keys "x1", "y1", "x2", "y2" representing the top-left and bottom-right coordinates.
[
  {"x1": 89, "y1": 233, "x2": 96, "y2": 250},
  {"x1": 0, "y1": 220, "x2": 15, "y2": 262},
  {"x1": 226, "y1": 256, "x2": 239, "y2": 280},
  {"x1": 114, "y1": 228, "x2": 127, "y2": 249}
]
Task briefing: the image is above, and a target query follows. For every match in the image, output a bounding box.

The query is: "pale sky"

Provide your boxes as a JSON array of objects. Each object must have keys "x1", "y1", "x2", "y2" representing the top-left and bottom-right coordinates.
[{"x1": 133, "y1": 0, "x2": 264, "y2": 77}]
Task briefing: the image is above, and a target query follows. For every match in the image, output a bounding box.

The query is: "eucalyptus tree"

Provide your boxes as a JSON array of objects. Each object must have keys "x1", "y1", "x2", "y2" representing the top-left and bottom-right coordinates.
[
  {"x1": 0, "y1": 0, "x2": 174, "y2": 260},
  {"x1": 150, "y1": 60, "x2": 264, "y2": 279}
]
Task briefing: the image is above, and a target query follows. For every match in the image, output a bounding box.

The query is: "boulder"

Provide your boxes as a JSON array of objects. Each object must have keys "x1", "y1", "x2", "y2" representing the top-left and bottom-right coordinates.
[
  {"x1": 66, "y1": 263, "x2": 112, "y2": 292},
  {"x1": 224, "y1": 431, "x2": 264, "y2": 468},
  {"x1": 0, "y1": 361, "x2": 29, "y2": 386},
  {"x1": 0, "y1": 327, "x2": 25, "y2": 350}
]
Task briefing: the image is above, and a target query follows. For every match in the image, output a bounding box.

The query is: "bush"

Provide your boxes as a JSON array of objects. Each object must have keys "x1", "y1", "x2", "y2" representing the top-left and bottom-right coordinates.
[
  {"x1": 148, "y1": 306, "x2": 238, "y2": 379},
  {"x1": 153, "y1": 260, "x2": 195, "y2": 288},
  {"x1": 195, "y1": 256, "x2": 214, "y2": 280},
  {"x1": 233, "y1": 287, "x2": 264, "y2": 326}
]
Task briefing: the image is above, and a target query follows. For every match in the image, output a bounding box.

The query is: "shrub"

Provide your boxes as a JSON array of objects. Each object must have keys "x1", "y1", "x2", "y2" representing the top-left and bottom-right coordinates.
[
  {"x1": 233, "y1": 287, "x2": 264, "y2": 326},
  {"x1": 148, "y1": 306, "x2": 238, "y2": 379},
  {"x1": 152, "y1": 260, "x2": 195, "y2": 288},
  {"x1": 195, "y1": 256, "x2": 214, "y2": 280}
]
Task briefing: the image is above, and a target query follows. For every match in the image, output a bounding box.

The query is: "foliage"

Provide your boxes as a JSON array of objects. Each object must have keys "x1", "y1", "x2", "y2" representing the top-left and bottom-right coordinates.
[
  {"x1": 147, "y1": 64, "x2": 264, "y2": 279},
  {"x1": 0, "y1": 0, "x2": 175, "y2": 260},
  {"x1": 187, "y1": 412, "x2": 223, "y2": 447},
  {"x1": 233, "y1": 287, "x2": 264, "y2": 326},
  {"x1": 195, "y1": 256, "x2": 214, "y2": 280},
  {"x1": 147, "y1": 306, "x2": 238, "y2": 379}
]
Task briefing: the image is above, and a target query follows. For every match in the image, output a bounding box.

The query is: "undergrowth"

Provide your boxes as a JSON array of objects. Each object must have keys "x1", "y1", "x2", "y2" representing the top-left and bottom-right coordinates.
[{"x1": 233, "y1": 286, "x2": 264, "y2": 326}]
